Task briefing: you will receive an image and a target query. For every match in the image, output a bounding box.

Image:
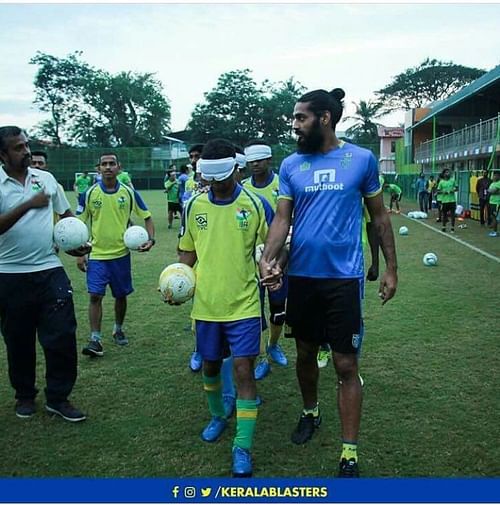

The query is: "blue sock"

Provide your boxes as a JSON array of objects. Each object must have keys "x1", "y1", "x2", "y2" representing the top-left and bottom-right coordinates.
[{"x1": 221, "y1": 356, "x2": 236, "y2": 398}]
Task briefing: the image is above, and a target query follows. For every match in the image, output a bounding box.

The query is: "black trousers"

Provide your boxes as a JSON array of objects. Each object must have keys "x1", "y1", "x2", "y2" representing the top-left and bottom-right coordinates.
[
  {"x1": 479, "y1": 198, "x2": 490, "y2": 225},
  {"x1": 0, "y1": 267, "x2": 78, "y2": 404}
]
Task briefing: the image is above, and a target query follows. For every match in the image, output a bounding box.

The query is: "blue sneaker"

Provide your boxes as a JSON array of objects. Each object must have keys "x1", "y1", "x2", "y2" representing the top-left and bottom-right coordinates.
[
  {"x1": 267, "y1": 344, "x2": 288, "y2": 366},
  {"x1": 232, "y1": 446, "x2": 252, "y2": 477},
  {"x1": 189, "y1": 351, "x2": 202, "y2": 372},
  {"x1": 254, "y1": 359, "x2": 270, "y2": 380},
  {"x1": 488, "y1": 231, "x2": 498, "y2": 237},
  {"x1": 201, "y1": 416, "x2": 227, "y2": 442},
  {"x1": 223, "y1": 395, "x2": 236, "y2": 418}
]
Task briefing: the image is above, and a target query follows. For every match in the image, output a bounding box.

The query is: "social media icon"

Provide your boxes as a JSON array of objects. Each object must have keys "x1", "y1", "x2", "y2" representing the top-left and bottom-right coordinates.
[
  {"x1": 201, "y1": 488, "x2": 212, "y2": 498},
  {"x1": 172, "y1": 486, "x2": 180, "y2": 498},
  {"x1": 184, "y1": 487, "x2": 196, "y2": 499}
]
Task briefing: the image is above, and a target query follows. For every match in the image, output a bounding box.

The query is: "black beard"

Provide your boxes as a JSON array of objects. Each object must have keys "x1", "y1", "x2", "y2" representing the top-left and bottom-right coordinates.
[{"x1": 296, "y1": 120, "x2": 324, "y2": 154}]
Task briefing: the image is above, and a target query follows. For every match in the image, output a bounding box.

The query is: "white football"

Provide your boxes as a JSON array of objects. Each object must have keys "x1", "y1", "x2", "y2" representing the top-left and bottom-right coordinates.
[
  {"x1": 399, "y1": 226, "x2": 409, "y2": 236},
  {"x1": 123, "y1": 226, "x2": 149, "y2": 250},
  {"x1": 159, "y1": 263, "x2": 196, "y2": 304},
  {"x1": 423, "y1": 252, "x2": 438, "y2": 266},
  {"x1": 53, "y1": 217, "x2": 89, "y2": 252}
]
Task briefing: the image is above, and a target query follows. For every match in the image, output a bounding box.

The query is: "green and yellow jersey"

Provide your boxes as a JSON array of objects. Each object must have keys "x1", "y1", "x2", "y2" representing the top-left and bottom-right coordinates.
[
  {"x1": 489, "y1": 180, "x2": 500, "y2": 206},
  {"x1": 117, "y1": 171, "x2": 132, "y2": 187},
  {"x1": 437, "y1": 178, "x2": 457, "y2": 203},
  {"x1": 164, "y1": 179, "x2": 179, "y2": 203},
  {"x1": 242, "y1": 172, "x2": 280, "y2": 211},
  {"x1": 76, "y1": 181, "x2": 151, "y2": 260},
  {"x1": 179, "y1": 185, "x2": 272, "y2": 322},
  {"x1": 387, "y1": 183, "x2": 402, "y2": 196},
  {"x1": 75, "y1": 174, "x2": 92, "y2": 194}
]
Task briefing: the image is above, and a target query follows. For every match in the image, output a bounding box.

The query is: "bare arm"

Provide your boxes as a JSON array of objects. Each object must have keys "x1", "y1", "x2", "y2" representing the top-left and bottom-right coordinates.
[
  {"x1": 365, "y1": 193, "x2": 398, "y2": 304},
  {"x1": 0, "y1": 192, "x2": 50, "y2": 235},
  {"x1": 138, "y1": 216, "x2": 155, "y2": 252},
  {"x1": 259, "y1": 198, "x2": 293, "y2": 285},
  {"x1": 178, "y1": 249, "x2": 197, "y2": 267}
]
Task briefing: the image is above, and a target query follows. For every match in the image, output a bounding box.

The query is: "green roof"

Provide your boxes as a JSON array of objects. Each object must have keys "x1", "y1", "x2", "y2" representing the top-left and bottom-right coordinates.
[{"x1": 410, "y1": 64, "x2": 500, "y2": 129}]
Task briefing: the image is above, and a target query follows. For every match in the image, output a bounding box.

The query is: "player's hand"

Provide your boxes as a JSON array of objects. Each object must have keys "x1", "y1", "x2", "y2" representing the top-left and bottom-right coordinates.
[
  {"x1": 260, "y1": 258, "x2": 283, "y2": 291},
  {"x1": 366, "y1": 265, "x2": 379, "y2": 281},
  {"x1": 158, "y1": 288, "x2": 182, "y2": 305},
  {"x1": 66, "y1": 242, "x2": 92, "y2": 257},
  {"x1": 29, "y1": 191, "x2": 50, "y2": 209},
  {"x1": 378, "y1": 269, "x2": 397, "y2": 305},
  {"x1": 76, "y1": 255, "x2": 88, "y2": 272},
  {"x1": 137, "y1": 239, "x2": 154, "y2": 252}
]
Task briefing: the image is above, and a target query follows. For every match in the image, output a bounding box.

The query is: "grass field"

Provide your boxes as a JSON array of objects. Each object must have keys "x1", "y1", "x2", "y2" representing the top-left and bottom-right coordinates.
[{"x1": 0, "y1": 190, "x2": 499, "y2": 478}]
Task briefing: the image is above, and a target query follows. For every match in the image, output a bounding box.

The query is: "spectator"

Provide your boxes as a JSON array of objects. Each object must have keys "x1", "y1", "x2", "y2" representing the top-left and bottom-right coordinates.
[{"x1": 476, "y1": 170, "x2": 492, "y2": 226}]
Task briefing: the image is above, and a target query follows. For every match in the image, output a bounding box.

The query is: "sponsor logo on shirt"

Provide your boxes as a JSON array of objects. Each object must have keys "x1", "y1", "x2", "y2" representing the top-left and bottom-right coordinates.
[
  {"x1": 305, "y1": 169, "x2": 345, "y2": 193},
  {"x1": 236, "y1": 208, "x2": 252, "y2": 229},
  {"x1": 31, "y1": 178, "x2": 43, "y2": 193},
  {"x1": 92, "y1": 199, "x2": 103, "y2": 208},
  {"x1": 341, "y1": 152, "x2": 353, "y2": 169},
  {"x1": 195, "y1": 213, "x2": 208, "y2": 230}
]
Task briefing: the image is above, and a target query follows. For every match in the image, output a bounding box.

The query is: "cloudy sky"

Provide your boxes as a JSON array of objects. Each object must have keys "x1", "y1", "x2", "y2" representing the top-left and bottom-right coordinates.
[{"x1": 0, "y1": 2, "x2": 499, "y2": 136}]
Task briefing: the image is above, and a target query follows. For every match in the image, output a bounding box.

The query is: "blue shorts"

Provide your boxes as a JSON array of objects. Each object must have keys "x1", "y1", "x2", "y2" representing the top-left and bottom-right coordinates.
[
  {"x1": 195, "y1": 317, "x2": 261, "y2": 361},
  {"x1": 86, "y1": 254, "x2": 133, "y2": 299}
]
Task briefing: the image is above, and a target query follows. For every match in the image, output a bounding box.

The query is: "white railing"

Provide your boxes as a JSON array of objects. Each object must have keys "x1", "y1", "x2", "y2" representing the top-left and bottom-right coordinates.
[{"x1": 414, "y1": 114, "x2": 499, "y2": 164}]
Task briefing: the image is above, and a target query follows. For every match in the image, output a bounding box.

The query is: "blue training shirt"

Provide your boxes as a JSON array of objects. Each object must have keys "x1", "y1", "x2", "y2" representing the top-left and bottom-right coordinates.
[{"x1": 279, "y1": 142, "x2": 381, "y2": 279}]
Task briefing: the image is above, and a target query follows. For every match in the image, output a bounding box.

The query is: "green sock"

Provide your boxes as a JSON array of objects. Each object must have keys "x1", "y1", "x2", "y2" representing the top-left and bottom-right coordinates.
[
  {"x1": 303, "y1": 403, "x2": 320, "y2": 417},
  {"x1": 341, "y1": 441, "x2": 358, "y2": 462},
  {"x1": 233, "y1": 398, "x2": 258, "y2": 450},
  {"x1": 202, "y1": 374, "x2": 225, "y2": 418}
]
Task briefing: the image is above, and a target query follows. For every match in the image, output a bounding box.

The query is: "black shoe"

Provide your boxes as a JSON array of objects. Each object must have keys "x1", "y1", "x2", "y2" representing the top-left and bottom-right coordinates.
[
  {"x1": 291, "y1": 410, "x2": 321, "y2": 445},
  {"x1": 46, "y1": 401, "x2": 86, "y2": 422},
  {"x1": 338, "y1": 458, "x2": 360, "y2": 478},
  {"x1": 82, "y1": 339, "x2": 103, "y2": 357},
  {"x1": 15, "y1": 399, "x2": 36, "y2": 419}
]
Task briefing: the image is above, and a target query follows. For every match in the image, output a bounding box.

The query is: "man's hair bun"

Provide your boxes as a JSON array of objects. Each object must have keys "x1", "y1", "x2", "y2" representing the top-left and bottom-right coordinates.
[{"x1": 330, "y1": 88, "x2": 345, "y2": 101}]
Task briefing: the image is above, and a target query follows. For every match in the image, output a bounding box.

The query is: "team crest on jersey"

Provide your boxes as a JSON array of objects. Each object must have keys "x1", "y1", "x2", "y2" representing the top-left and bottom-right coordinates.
[
  {"x1": 117, "y1": 195, "x2": 127, "y2": 209},
  {"x1": 341, "y1": 152, "x2": 353, "y2": 169},
  {"x1": 272, "y1": 188, "x2": 279, "y2": 203},
  {"x1": 31, "y1": 179, "x2": 43, "y2": 192},
  {"x1": 299, "y1": 162, "x2": 311, "y2": 171},
  {"x1": 236, "y1": 208, "x2": 252, "y2": 229},
  {"x1": 92, "y1": 199, "x2": 103, "y2": 208},
  {"x1": 195, "y1": 213, "x2": 208, "y2": 230}
]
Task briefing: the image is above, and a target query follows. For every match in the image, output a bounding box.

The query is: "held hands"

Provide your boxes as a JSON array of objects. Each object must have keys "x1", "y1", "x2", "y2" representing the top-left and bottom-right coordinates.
[
  {"x1": 378, "y1": 269, "x2": 398, "y2": 305},
  {"x1": 158, "y1": 288, "x2": 182, "y2": 306},
  {"x1": 259, "y1": 257, "x2": 283, "y2": 292}
]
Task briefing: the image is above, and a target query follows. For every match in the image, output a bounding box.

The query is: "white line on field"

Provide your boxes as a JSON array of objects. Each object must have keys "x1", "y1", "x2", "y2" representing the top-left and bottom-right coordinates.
[{"x1": 401, "y1": 214, "x2": 500, "y2": 264}]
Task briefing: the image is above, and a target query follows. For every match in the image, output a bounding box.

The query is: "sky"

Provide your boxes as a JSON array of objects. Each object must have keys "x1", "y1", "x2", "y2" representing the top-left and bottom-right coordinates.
[{"x1": 0, "y1": 2, "x2": 499, "y2": 139}]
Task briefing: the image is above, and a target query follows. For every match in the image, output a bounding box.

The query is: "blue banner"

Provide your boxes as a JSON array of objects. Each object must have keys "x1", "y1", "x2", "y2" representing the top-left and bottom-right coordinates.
[{"x1": 0, "y1": 478, "x2": 498, "y2": 503}]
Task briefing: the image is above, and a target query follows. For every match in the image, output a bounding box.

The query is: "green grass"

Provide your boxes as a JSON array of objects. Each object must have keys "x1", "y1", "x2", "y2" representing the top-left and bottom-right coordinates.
[{"x1": 0, "y1": 190, "x2": 499, "y2": 478}]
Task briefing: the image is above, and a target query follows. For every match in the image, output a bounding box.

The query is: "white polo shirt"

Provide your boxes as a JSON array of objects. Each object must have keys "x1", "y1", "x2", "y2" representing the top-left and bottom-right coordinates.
[{"x1": 0, "y1": 167, "x2": 70, "y2": 273}]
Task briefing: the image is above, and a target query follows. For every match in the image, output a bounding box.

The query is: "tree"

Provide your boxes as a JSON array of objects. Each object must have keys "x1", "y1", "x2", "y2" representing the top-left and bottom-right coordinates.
[
  {"x1": 343, "y1": 100, "x2": 384, "y2": 147},
  {"x1": 30, "y1": 51, "x2": 91, "y2": 146},
  {"x1": 261, "y1": 77, "x2": 307, "y2": 144},
  {"x1": 187, "y1": 69, "x2": 263, "y2": 146},
  {"x1": 72, "y1": 70, "x2": 171, "y2": 147},
  {"x1": 30, "y1": 52, "x2": 171, "y2": 147},
  {"x1": 186, "y1": 70, "x2": 305, "y2": 146},
  {"x1": 377, "y1": 58, "x2": 486, "y2": 110}
]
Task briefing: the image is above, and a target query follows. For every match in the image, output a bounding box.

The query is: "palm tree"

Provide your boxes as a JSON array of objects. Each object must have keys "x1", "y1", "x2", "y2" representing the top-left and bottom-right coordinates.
[{"x1": 343, "y1": 100, "x2": 385, "y2": 146}]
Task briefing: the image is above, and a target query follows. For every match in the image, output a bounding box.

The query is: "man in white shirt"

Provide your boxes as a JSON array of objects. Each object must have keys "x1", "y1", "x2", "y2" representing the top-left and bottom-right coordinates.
[{"x1": 0, "y1": 126, "x2": 89, "y2": 422}]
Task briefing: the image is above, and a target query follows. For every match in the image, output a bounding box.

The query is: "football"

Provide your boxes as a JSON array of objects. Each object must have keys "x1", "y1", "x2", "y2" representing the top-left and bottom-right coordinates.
[
  {"x1": 423, "y1": 252, "x2": 438, "y2": 266},
  {"x1": 123, "y1": 226, "x2": 149, "y2": 250},
  {"x1": 159, "y1": 263, "x2": 196, "y2": 304},
  {"x1": 53, "y1": 217, "x2": 89, "y2": 252},
  {"x1": 399, "y1": 226, "x2": 409, "y2": 236}
]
